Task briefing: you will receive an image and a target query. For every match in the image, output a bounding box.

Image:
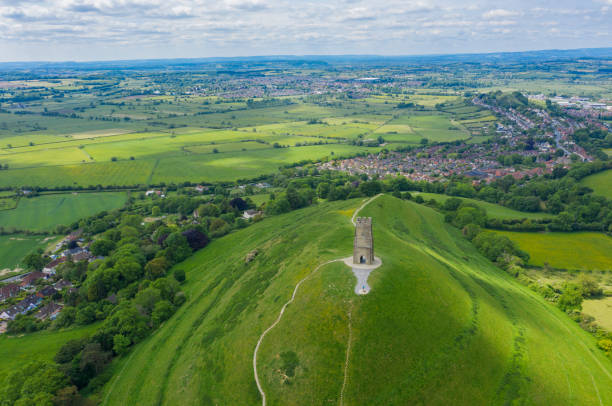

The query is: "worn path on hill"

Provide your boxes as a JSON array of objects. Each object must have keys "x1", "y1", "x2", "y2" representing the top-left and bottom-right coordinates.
[{"x1": 253, "y1": 193, "x2": 382, "y2": 406}]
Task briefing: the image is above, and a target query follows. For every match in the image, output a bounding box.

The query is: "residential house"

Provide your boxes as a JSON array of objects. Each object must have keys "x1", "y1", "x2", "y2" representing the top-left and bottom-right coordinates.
[
  {"x1": 36, "y1": 286, "x2": 57, "y2": 298},
  {"x1": 71, "y1": 251, "x2": 91, "y2": 262},
  {"x1": 20, "y1": 272, "x2": 47, "y2": 288},
  {"x1": 242, "y1": 210, "x2": 262, "y2": 219},
  {"x1": 0, "y1": 294, "x2": 42, "y2": 320},
  {"x1": 54, "y1": 279, "x2": 73, "y2": 290},
  {"x1": 43, "y1": 257, "x2": 66, "y2": 275},
  {"x1": 34, "y1": 303, "x2": 63, "y2": 320},
  {"x1": 0, "y1": 284, "x2": 20, "y2": 302}
]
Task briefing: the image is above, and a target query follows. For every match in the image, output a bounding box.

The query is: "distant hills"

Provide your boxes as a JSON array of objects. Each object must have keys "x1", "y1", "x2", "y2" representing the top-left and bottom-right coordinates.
[{"x1": 1, "y1": 47, "x2": 611, "y2": 72}]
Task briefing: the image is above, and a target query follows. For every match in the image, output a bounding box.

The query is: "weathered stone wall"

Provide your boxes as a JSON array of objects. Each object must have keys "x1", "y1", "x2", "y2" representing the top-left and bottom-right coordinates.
[{"x1": 353, "y1": 217, "x2": 374, "y2": 264}]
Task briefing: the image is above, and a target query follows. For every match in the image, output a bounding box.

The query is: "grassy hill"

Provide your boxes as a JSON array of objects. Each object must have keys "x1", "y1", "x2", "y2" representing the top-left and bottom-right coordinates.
[{"x1": 100, "y1": 196, "x2": 612, "y2": 405}]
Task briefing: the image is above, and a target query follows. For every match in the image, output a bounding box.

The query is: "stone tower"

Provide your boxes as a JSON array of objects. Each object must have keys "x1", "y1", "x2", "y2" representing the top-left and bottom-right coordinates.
[{"x1": 353, "y1": 217, "x2": 374, "y2": 265}]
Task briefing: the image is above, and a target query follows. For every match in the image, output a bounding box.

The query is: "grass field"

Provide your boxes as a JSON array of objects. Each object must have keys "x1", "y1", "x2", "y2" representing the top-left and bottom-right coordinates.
[
  {"x1": 413, "y1": 192, "x2": 555, "y2": 220},
  {"x1": 100, "y1": 196, "x2": 612, "y2": 405},
  {"x1": 0, "y1": 198, "x2": 17, "y2": 211},
  {"x1": 149, "y1": 144, "x2": 380, "y2": 184},
  {"x1": 0, "y1": 235, "x2": 58, "y2": 270},
  {"x1": 248, "y1": 193, "x2": 272, "y2": 206},
  {"x1": 0, "y1": 97, "x2": 492, "y2": 189},
  {"x1": 581, "y1": 169, "x2": 612, "y2": 200},
  {"x1": 374, "y1": 114, "x2": 470, "y2": 143},
  {"x1": 0, "y1": 323, "x2": 100, "y2": 383},
  {"x1": 0, "y1": 143, "x2": 378, "y2": 187},
  {"x1": 0, "y1": 192, "x2": 127, "y2": 231},
  {"x1": 583, "y1": 297, "x2": 612, "y2": 331},
  {"x1": 497, "y1": 230, "x2": 612, "y2": 271}
]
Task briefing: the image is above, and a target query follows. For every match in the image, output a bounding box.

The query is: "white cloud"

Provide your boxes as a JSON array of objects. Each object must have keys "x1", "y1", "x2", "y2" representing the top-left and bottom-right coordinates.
[
  {"x1": 482, "y1": 9, "x2": 520, "y2": 19},
  {"x1": 0, "y1": 0, "x2": 610, "y2": 61}
]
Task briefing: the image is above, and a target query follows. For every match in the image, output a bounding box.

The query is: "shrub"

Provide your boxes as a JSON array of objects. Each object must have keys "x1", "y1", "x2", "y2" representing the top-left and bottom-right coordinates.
[
  {"x1": 558, "y1": 283, "x2": 584, "y2": 312},
  {"x1": 173, "y1": 269, "x2": 186, "y2": 283}
]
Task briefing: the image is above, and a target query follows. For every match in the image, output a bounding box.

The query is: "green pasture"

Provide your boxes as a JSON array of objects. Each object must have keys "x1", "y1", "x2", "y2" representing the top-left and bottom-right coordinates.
[
  {"x1": 580, "y1": 169, "x2": 612, "y2": 200},
  {"x1": 247, "y1": 193, "x2": 272, "y2": 206},
  {"x1": 0, "y1": 235, "x2": 58, "y2": 270},
  {"x1": 260, "y1": 135, "x2": 334, "y2": 146},
  {"x1": 0, "y1": 192, "x2": 127, "y2": 231},
  {"x1": 183, "y1": 141, "x2": 271, "y2": 154},
  {"x1": 0, "y1": 160, "x2": 155, "y2": 188},
  {"x1": 413, "y1": 192, "x2": 554, "y2": 220},
  {"x1": 0, "y1": 112, "x2": 140, "y2": 139},
  {"x1": 149, "y1": 144, "x2": 378, "y2": 184},
  {"x1": 583, "y1": 297, "x2": 612, "y2": 331},
  {"x1": 375, "y1": 114, "x2": 470, "y2": 143},
  {"x1": 251, "y1": 121, "x2": 369, "y2": 139},
  {"x1": 0, "y1": 198, "x2": 17, "y2": 211},
  {"x1": 497, "y1": 230, "x2": 612, "y2": 271},
  {"x1": 100, "y1": 196, "x2": 612, "y2": 405},
  {"x1": 0, "y1": 323, "x2": 100, "y2": 383},
  {"x1": 0, "y1": 143, "x2": 377, "y2": 188},
  {"x1": 0, "y1": 146, "x2": 91, "y2": 168},
  {"x1": 323, "y1": 115, "x2": 391, "y2": 126}
]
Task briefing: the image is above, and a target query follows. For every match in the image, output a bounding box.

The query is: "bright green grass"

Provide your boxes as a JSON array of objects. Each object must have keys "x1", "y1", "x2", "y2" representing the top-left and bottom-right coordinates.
[
  {"x1": 375, "y1": 114, "x2": 470, "y2": 143},
  {"x1": 256, "y1": 135, "x2": 335, "y2": 146},
  {"x1": 0, "y1": 235, "x2": 57, "y2": 270},
  {"x1": 0, "y1": 192, "x2": 127, "y2": 231},
  {"x1": 413, "y1": 192, "x2": 554, "y2": 220},
  {"x1": 581, "y1": 169, "x2": 612, "y2": 200},
  {"x1": 0, "y1": 112, "x2": 139, "y2": 139},
  {"x1": 252, "y1": 122, "x2": 367, "y2": 139},
  {"x1": 604, "y1": 149, "x2": 612, "y2": 157},
  {"x1": 247, "y1": 193, "x2": 271, "y2": 206},
  {"x1": 0, "y1": 160, "x2": 155, "y2": 188},
  {"x1": 0, "y1": 323, "x2": 100, "y2": 383},
  {"x1": 183, "y1": 141, "x2": 271, "y2": 154},
  {"x1": 497, "y1": 230, "x2": 612, "y2": 271},
  {"x1": 100, "y1": 196, "x2": 612, "y2": 405},
  {"x1": 0, "y1": 146, "x2": 91, "y2": 168},
  {"x1": 0, "y1": 144, "x2": 376, "y2": 188},
  {"x1": 149, "y1": 144, "x2": 379, "y2": 184}
]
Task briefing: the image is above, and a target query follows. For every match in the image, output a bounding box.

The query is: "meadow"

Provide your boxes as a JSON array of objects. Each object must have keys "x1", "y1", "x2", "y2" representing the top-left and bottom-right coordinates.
[
  {"x1": 0, "y1": 323, "x2": 100, "y2": 383},
  {"x1": 583, "y1": 297, "x2": 612, "y2": 331},
  {"x1": 0, "y1": 96, "x2": 491, "y2": 188},
  {"x1": 496, "y1": 230, "x2": 612, "y2": 271},
  {"x1": 99, "y1": 196, "x2": 612, "y2": 405},
  {"x1": 580, "y1": 169, "x2": 612, "y2": 200},
  {"x1": 374, "y1": 114, "x2": 470, "y2": 143},
  {"x1": 0, "y1": 192, "x2": 127, "y2": 231},
  {"x1": 0, "y1": 235, "x2": 57, "y2": 271},
  {"x1": 413, "y1": 192, "x2": 555, "y2": 220}
]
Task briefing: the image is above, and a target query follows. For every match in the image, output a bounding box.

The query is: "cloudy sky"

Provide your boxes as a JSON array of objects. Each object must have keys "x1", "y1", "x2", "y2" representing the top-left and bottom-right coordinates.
[{"x1": 0, "y1": 0, "x2": 610, "y2": 62}]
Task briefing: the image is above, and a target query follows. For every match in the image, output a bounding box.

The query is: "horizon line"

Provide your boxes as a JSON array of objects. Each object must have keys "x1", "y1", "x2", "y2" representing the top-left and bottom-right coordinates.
[{"x1": 1, "y1": 46, "x2": 611, "y2": 66}]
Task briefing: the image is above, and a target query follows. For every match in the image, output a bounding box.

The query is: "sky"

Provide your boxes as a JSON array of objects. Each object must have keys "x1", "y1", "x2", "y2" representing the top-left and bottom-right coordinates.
[{"x1": 0, "y1": 0, "x2": 610, "y2": 62}]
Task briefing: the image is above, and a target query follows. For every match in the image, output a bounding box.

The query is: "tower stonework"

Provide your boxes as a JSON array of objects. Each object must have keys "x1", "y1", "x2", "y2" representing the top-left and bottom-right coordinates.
[{"x1": 353, "y1": 217, "x2": 374, "y2": 265}]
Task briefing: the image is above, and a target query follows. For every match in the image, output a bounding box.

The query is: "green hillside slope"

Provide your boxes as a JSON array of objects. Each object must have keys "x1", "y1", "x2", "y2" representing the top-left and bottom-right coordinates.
[{"x1": 100, "y1": 196, "x2": 612, "y2": 405}]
